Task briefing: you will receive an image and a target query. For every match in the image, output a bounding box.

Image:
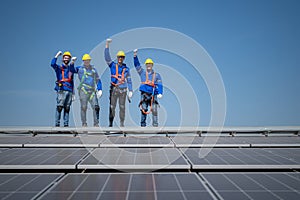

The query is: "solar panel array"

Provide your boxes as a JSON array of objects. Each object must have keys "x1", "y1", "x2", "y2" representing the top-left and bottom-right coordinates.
[{"x1": 0, "y1": 133, "x2": 299, "y2": 199}]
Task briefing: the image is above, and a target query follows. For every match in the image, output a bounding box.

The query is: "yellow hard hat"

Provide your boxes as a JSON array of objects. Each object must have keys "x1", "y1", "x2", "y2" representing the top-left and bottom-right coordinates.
[
  {"x1": 145, "y1": 58, "x2": 154, "y2": 65},
  {"x1": 63, "y1": 51, "x2": 72, "y2": 58},
  {"x1": 117, "y1": 51, "x2": 126, "y2": 57},
  {"x1": 82, "y1": 54, "x2": 91, "y2": 61}
]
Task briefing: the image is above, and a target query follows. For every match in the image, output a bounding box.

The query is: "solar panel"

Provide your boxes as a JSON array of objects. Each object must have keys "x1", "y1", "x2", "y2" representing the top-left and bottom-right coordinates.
[
  {"x1": 39, "y1": 173, "x2": 215, "y2": 200},
  {"x1": 182, "y1": 148, "x2": 300, "y2": 169},
  {"x1": 201, "y1": 172, "x2": 300, "y2": 200},
  {"x1": 171, "y1": 136, "x2": 250, "y2": 148},
  {"x1": 23, "y1": 135, "x2": 105, "y2": 148},
  {"x1": 0, "y1": 173, "x2": 63, "y2": 199},
  {"x1": 78, "y1": 148, "x2": 190, "y2": 170},
  {"x1": 100, "y1": 136, "x2": 174, "y2": 148},
  {"x1": 0, "y1": 148, "x2": 91, "y2": 169},
  {"x1": 0, "y1": 135, "x2": 40, "y2": 147},
  {"x1": 171, "y1": 136, "x2": 300, "y2": 148}
]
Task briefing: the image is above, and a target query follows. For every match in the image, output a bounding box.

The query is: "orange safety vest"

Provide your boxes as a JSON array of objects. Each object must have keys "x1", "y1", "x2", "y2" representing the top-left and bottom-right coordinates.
[
  {"x1": 142, "y1": 71, "x2": 156, "y2": 87},
  {"x1": 111, "y1": 63, "x2": 126, "y2": 86}
]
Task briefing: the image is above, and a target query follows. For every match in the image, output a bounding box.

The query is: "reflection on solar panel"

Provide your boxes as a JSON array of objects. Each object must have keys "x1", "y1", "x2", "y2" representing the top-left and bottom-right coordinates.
[
  {"x1": 201, "y1": 172, "x2": 300, "y2": 200},
  {"x1": 0, "y1": 173, "x2": 63, "y2": 199},
  {"x1": 78, "y1": 148, "x2": 190, "y2": 170},
  {"x1": 0, "y1": 148, "x2": 90, "y2": 169},
  {"x1": 182, "y1": 148, "x2": 300, "y2": 169},
  {"x1": 39, "y1": 173, "x2": 215, "y2": 200}
]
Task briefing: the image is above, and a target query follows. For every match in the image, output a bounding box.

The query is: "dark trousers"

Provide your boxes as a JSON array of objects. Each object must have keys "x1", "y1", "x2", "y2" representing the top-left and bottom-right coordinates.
[
  {"x1": 109, "y1": 85, "x2": 127, "y2": 127},
  {"x1": 140, "y1": 92, "x2": 158, "y2": 127}
]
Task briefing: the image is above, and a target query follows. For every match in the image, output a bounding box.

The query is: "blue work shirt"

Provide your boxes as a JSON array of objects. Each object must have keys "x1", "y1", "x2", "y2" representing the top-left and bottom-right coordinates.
[
  {"x1": 75, "y1": 65, "x2": 102, "y2": 91},
  {"x1": 104, "y1": 48, "x2": 133, "y2": 91},
  {"x1": 51, "y1": 58, "x2": 75, "y2": 92},
  {"x1": 133, "y1": 56, "x2": 163, "y2": 95}
]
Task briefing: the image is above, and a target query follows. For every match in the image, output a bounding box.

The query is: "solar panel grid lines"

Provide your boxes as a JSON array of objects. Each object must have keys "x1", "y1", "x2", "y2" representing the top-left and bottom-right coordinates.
[
  {"x1": 99, "y1": 136, "x2": 175, "y2": 148},
  {"x1": 38, "y1": 173, "x2": 216, "y2": 200},
  {"x1": 78, "y1": 148, "x2": 191, "y2": 171},
  {"x1": 181, "y1": 148, "x2": 300, "y2": 170},
  {"x1": 0, "y1": 148, "x2": 92, "y2": 170},
  {"x1": 200, "y1": 172, "x2": 300, "y2": 200},
  {"x1": 0, "y1": 173, "x2": 63, "y2": 200}
]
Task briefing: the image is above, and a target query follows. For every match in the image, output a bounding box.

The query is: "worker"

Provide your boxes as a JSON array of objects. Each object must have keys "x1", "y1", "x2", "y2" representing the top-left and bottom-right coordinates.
[
  {"x1": 133, "y1": 49, "x2": 163, "y2": 127},
  {"x1": 75, "y1": 54, "x2": 102, "y2": 127},
  {"x1": 51, "y1": 51, "x2": 77, "y2": 127},
  {"x1": 104, "y1": 38, "x2": 133, "y2": 127}
]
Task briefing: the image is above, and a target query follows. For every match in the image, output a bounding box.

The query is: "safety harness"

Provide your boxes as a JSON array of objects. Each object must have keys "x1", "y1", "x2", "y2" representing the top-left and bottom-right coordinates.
[
  {"x1": 140, "y1": 71, "x2": 156, "y2": 115},
  {"x1": 111, "y1": 63, "x2": 126, "y2": 86},
  {"x1": 77, "y1": 67, "x2": 97, "y2": 100},
  {"x1": 56, "y1": 66, "x2": 72, "y2": 89}
]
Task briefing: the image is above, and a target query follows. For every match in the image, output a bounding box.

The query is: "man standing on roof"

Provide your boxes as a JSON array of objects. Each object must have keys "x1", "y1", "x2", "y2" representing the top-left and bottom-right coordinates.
[
  {"x1": 51, "y1": 51, "x2": 77, "y2": 127},
  {"x1": 133, "y1": 49, "x2": 163, "y2": 127},
  {"x1": 75, "y1": 54, "x2": 102, "y2": 127},
  {"x1": 104, "y1": 38, "x2": 133, "y2": 127}
]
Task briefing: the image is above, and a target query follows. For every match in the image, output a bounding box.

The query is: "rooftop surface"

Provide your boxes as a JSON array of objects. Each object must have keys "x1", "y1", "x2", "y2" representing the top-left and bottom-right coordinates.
[{"x1": 0, "y1": 126, "x2": 299, "y2": 199}]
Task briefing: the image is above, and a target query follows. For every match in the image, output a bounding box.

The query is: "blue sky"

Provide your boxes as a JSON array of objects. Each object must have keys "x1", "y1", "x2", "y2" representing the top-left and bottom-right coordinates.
[{"x1": 0, "y1": 0, "x2": 299, "y2": 127}]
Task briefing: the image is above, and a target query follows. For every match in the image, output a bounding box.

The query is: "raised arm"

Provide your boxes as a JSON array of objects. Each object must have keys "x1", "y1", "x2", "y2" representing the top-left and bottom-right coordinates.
[
  {"x1": 104, "y1": 38, "x2": 113, "y2": 66},
  {"x1": 51, "y1": 51, "x2": 62, "y2": 70},
  {"x1": 133, "y1": 49, "x2": 143, "y2": 75}
]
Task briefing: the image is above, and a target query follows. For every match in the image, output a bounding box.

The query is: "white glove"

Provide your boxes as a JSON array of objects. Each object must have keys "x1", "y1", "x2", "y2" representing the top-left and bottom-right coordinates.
[
  {"x1": 128, "y1": 91, "x2": 133, "y2": 98},
  {"x1": 133, "y1": 49, "x2": 138, "y2": 53},
  {"x1": 106, "y1": 38, "x2": 112, "y2": 43},
  {"x1": 71, "y1": 57, "x2": 77, "y2": 62},
  {"x1": 72, "y1": 94, "x2": 76, "y2": 101},
  {"x1": 157, "y1": 94, "x2": 163, "y2": 99},
  {"x1": 55, "y1": 51, "x2": 62, "y2": 58},
  {"x1": 96, "y1": 90, "x2": 102, "y2": 99}
]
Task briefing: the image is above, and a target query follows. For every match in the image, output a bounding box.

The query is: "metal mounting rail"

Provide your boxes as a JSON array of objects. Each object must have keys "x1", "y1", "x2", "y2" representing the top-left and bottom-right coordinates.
[{"x1": 0, "y1": 126, "x2": 299, "y2": 136}]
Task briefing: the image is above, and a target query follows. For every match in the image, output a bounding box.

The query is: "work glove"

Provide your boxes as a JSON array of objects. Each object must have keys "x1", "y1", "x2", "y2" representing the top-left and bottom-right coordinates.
[
  {"x1": 133, "y1": 49, "x2": 138, "y2": 57},
  {"x1": 128, "y1": 91, "x2": 133, "y2": 98},
  {"x1": 71, "y1": 57, "x2": 77, "y2": 62},
  {"x1": 157, "y1": 94, "x2": 163, "y2": 99},
  {"x1": 96, "y1": 90, "x2": 102, "y2": 99},
  {"x1": 106, "y1": 38, "x2": 112, "y2": 43},
  {"x1": 72, "y1": 94, "x2": 76, "y2": 101},
  {"x1": 55, "y1": 51, "x2": 62, "y2": 58}
]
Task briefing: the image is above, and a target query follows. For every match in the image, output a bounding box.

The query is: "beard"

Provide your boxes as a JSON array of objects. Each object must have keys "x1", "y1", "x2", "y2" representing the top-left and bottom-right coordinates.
[{"x1": 63, "y1": 60, "x2": 70, "y2": 65}]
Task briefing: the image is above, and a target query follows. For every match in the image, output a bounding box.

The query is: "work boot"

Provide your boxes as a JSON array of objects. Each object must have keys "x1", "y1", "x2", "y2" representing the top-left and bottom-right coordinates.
[
  {"x1": 64, "y1": 124, "x2": 69, "y2": 127},
  {"x1": 94, "y1": 124, "x2": 99, "y2": 127},
  {"x1": 82, "y1": 123, "x2": 87, "y2": 127},
  {"x1": 55, "y1": 124, "x2": 60, "y2": 127}
]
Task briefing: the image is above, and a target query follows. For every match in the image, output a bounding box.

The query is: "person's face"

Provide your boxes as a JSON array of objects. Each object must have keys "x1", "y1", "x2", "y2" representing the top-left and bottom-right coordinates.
[
  {"x1": 117, "y1": 56, "x2": 125, "y2": 64},
  {"x1": 83, "y1": 60, "x2": 91, "y2": 66},
  {"x1": 63, "y1": 56, "x2": 71, "y2": 65},
  {"x1": 146, "y1": 63, "x2": 153, "y2": 71}
]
